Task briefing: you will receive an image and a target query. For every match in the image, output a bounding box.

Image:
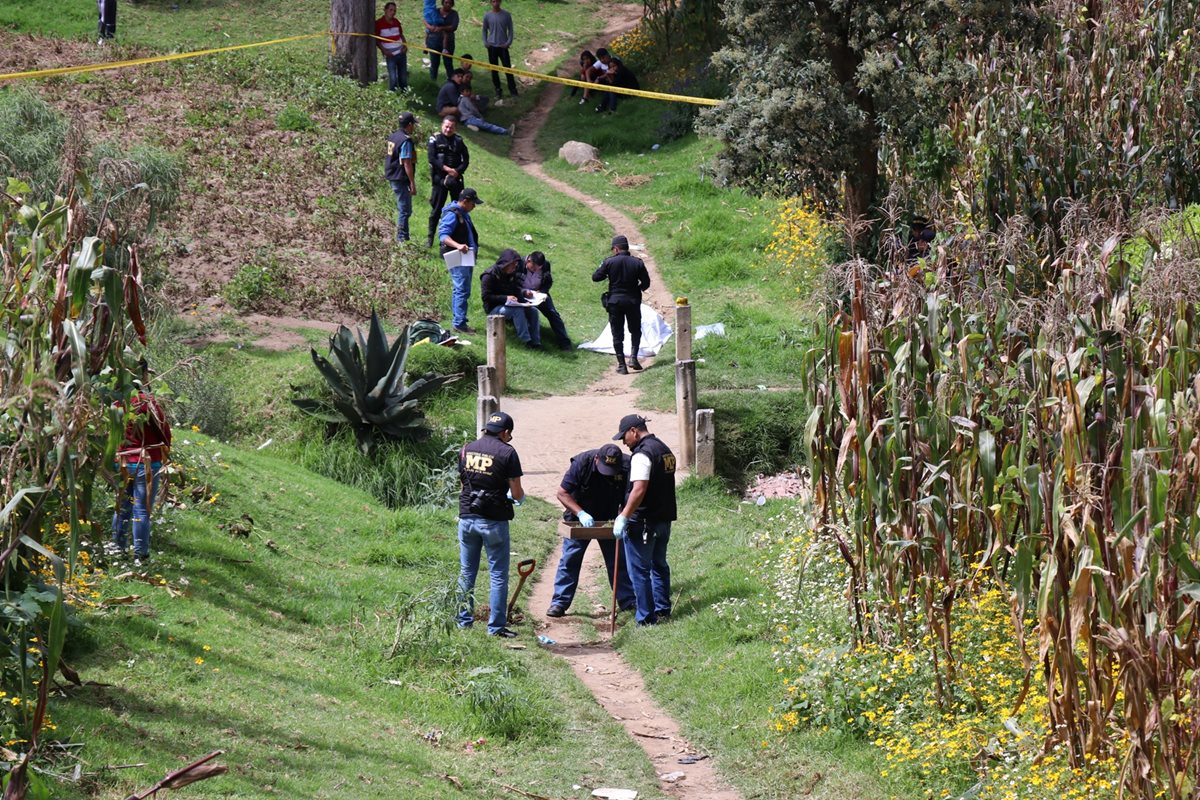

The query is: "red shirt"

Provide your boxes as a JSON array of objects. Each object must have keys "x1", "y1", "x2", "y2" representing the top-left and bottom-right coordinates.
[
  {"x1": 375, "y1": 16, "x2": 405, "y2": 55},
  {"x1": 117, "y1": 392, "x2": 172, "y2": 463}
]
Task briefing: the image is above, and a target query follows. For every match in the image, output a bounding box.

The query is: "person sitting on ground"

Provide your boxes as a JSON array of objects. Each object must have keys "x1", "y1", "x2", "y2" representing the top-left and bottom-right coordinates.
[
  {"x1": 481, "y1": 247, "x2": 541, "y2": 348},
  {"x1": 595, "y1": 54, "x2": 639, "y2": 113},
  {"x1": 436, "y1": 68, "x2": 466, "y2": 117},
  {"x1": 522, "y1": 251, "x2": 571, "y2": 349},
  {"x1": 458, "y1": 86, "x2": 512, "y2": 136},
  {"x1": 457, "y1": 54, "x2": 488, "y2": 112},
  {"x1": 570, "y1": 49, "x2": 599, "y2": 103}
]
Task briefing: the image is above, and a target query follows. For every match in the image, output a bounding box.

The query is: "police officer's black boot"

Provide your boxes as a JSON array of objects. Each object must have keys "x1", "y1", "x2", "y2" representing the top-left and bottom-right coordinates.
[
  {"x1": 628, "y1": 339, "x2": 642, "y2": 371},
  {"x1": 628, "y1": 356, "x2": 643, "y2": 371},
  {"x1": 426, "y1": 214, "x2": 437, "y2": 249},
  {"x1": 615, "y1": 354, "x2": 628, "y2": 375}
]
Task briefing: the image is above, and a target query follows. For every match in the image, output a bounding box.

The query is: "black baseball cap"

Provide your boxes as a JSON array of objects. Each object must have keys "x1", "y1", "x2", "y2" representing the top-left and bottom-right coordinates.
[
  {"x1": 612, "y1": 414, "x2": 647, "y2": 440},
  {"x1": 484, "y1": 411, "x2": 514, "y2": 433},
  {"x1": 398, "y1": 111, "x2": 416, "y2": 128},
  {"x1": 460, "y1": 187, "x2": 484, "y2": 204},
  {"x1": 611, "y1": 234, "x2": 629, "y2": 250},
  {"x1": 595, "y1": 443, "x2": 623, "y2": 475}
]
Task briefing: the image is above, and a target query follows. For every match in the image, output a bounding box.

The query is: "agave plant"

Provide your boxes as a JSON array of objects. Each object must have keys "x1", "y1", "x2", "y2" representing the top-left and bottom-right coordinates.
[{"x1": 292, "y1": 312, "x2": 461, "y2": 454}]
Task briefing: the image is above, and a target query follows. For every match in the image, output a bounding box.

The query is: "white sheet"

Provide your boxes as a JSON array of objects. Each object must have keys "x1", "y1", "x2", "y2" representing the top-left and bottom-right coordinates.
[{"x1": 578, "y1": 304, "x2": 673, "y2": 358}]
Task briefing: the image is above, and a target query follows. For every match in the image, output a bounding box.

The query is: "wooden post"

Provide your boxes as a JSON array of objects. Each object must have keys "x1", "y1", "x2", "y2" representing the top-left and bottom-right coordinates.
[
  {"x1": 477, "y1": 364, "x2": 495, "y2": 398},
  {"x1": 476, "y1": 394, "x2": 499, "y2": 433},
  {"x1": 695, "y1": 408, "x2": 715, "y2": 477},
  {"x1": 487, "y1": 315, "x2": 506, "y2": 394},
  {"x1": 675, "y1": 303, "x2": 692, "y2": 363},
  {"x1": 675, "y1": 359, "x2": 697, "y2": 469}
]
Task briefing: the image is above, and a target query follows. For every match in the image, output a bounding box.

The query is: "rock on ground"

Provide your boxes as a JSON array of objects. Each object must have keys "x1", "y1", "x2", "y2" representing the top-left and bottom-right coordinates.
[{"x1": 559, "y1": 140, "x2": 601, "y2": 166}]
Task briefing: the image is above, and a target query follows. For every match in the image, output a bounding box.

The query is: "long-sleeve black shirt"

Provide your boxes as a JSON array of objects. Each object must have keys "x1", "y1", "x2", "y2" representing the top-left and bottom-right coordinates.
[{"x1": 593, "y1": 252, "x2": 650, "y2": 303}]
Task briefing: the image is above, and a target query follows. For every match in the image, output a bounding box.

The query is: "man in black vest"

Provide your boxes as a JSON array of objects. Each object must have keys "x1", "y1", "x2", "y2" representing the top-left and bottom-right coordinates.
[
  {"x1": 546, "y1": 444, "x2": 636, "y2": 617},
  {"x1": 612, "y1": 414, "x2": 677, "y2": 626},
  {"x1": 437, "y1": 187, "x2": 482, "y2": 333},
  {"x1": 426, "y1": 115, "x2": 470, "y2": 248},
  {"x1": 593, "y1": 234, "x2": 651, "y2": 375},
  {"x1": 457, "y1": 411, "x2": 524, "y2": 638},
  {"x1": 383, "y1": 112, "x2": 417, "y2": 242}
]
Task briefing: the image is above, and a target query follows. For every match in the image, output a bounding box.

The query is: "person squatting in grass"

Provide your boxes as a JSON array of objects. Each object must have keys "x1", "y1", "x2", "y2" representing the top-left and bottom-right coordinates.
[
  {"x1": 424, "y1": 0, "x2": 459, "y2": 82},
  {"x1": 546, "y1": 444, "x2": 636, "y2": 618},
  {"x1": 482, "y1": 0, "x2": 519, "y2": 101},
  {"x1": 438, "y1": 186, "x2": 483, "y2": 334},
  {"x1": 612, "y1": 414, "x2": 677, "y2": 627},
  {"x1": 569, "y1": 50, "x2": 599, "y2": 103},
  {"x1": 375, "y1": 2, "x2": 408, "y2": 92},
  {"x1": 456, "y1": 411, "x2": 525, "y2": 638},
  {"x1": 522, "y1": 251, "x2": 571, "y2": 349},
  {"x1": 480, "y1": 247, "x2": 541, "y2": 348},
  {"x1": 426, "y1": 115, "x2": 469, "y2": 248},
  {"x1": 109, "y1": 359, "x2": 172, "y2": 566},
  {"x1": 383, "y1": 111, "x2": 417, "y2": 242},
  {"x1": 593, "y1": 234, "x2": 650, "y2": 374},
  {"x1": 435, "y1": 68, "x2": 467, "y2": 117},
  {"x1": 593, "y1": 52, "x2": 640, "y2": 113}
]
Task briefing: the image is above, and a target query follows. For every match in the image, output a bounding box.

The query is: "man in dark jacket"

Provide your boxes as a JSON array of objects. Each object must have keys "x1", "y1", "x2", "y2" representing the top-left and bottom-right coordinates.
[
  {"x1": 612, "y1": 414, "x2": 677, "y2": 626},
  {"x1": 383, "y1": 111, "x2": 417, "y2": 241},
  {"x1": 595, "y1": 54, "x2": 639, "y2": 113},
  {"x1": 546, "y1": 444, "x2": 635, "y2": 617},
  {"x1": 457, "y1": 410, "x2": 524, "y2": 638},
  {"x1": 438, "y1": 187, "x2": 482, "y2": 333},
  {"x1": 522, "y1": 251, "x2": 570, "y2": 349},
  {"x1": 436, "y1": 68, "x2": 466, "y2": 116},
  {"x1": 426, "y1": 115, "x2": 470, "y2": 248},
  {"x1": 592, "y1": 234, "x2": 651, "y2": 374},
  {"x1": 480, "y1": 247, "x2": 540, "y2": 347}
]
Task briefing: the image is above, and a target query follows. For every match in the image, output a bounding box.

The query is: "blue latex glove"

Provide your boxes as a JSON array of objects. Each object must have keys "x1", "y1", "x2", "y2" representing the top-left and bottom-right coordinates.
[
  {"x1": 577, "y1": 510, "x2": 595, "y2": 528},
  {"x1": 507, "y1": 489, "x2": 523, "y2": 507},
  {"x1": 613, "y1": 514, "x2": 628, "y2": 540}
]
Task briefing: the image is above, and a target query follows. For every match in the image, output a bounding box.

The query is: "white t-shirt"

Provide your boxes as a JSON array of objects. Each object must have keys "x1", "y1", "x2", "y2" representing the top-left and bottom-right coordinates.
[{"x1": 630, "y1": 452, "x2": 651, "y2": 482}]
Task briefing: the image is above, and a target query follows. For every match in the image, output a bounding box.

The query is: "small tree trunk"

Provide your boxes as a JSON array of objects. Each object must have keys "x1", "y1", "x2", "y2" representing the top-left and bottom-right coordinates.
[{"x1": 330, "y1": 0, "x2": 377, "y2": 86}]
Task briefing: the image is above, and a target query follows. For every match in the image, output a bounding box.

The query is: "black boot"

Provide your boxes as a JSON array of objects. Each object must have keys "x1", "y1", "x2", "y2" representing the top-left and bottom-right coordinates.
[
  {"x1": 615, "y1": 354, "x2": 628, "y2": 375},
  {"x1": 628, "y1": 357, "x2": 643, "y2": 371}
]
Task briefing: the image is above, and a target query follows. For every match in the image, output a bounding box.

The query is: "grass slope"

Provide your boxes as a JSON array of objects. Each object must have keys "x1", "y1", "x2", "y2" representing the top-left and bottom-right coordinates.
[{"x1": 56, "y1": 435, "x2": 663, "y2": 799}]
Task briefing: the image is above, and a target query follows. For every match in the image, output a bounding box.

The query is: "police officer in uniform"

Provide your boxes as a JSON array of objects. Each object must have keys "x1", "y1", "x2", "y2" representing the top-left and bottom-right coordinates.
[
  {"x1": 457, "y1": 411, "x2": 524, "y2": 638},
  {"x1": 426, "y1": 115, "x2": 470, "y2": 247},
  {"x1": 612, "y1": 414, "x2": 676, "y2": 626},
  {"x1": 546, "y1": 444, "x2": 636, "y2": 617},
  {"x1": 592, "y1": 234, "x2": 651, "y2": 375},
  {"x1": 384, "y1": 112, "x2": 417, "y2": 242}
]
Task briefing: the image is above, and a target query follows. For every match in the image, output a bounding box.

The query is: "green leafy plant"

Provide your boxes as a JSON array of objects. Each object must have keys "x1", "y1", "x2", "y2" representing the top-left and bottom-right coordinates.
[
  {"x1": 223, "y1": 252, "x2": 290, "y2": 311},
  {"x1": 275, "y1": 104, "x2": 316, "y2": 133},
  {"x1": 292, "y1": 312, "x2": 462, "y2": 454}
]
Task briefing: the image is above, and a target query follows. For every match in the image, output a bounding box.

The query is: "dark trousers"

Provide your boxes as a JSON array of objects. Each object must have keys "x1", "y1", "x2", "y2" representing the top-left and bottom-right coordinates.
[
  {"x1": 98, "y1": 0, "x2": 117, "y2": 37},
  {"x1": 540, "y1": 295, "x2": 570, "y2": 345},
  {"x1": 426, "y1": 32, "x2": 455, "y2": 80},
  {"x1": 427, "y1": 177, "x2": 462, "y2": 243},
  {"x1": 597, "y1": 90, "x2": 620, "y2": 112},
  {"x1": 487, "y1": 46, "x2": 518, "y2": 95},
  {"x1": 606, "y1": 300, "x2": 640, "y2": 359}
]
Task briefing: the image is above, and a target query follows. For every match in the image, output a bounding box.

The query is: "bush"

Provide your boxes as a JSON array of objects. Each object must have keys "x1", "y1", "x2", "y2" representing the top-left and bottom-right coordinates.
[
  {"x1": 224, "y1": 251, "x2": 291, "y2": 311},
  {"x1": 404, "y1": 341, "x2": 482, "y2": 394},
  {"x1": 0, "y1": 88, "x2": 68, "y2": 199},
  {"x1": 276, "y1": 104, "x2": 316, "y2": 133},
  {"x1": 89, "y1": 140, "x2": 184, "y2": 244},
  {"x1": 712, "y1": 391, "x2": 806, "y2": 487},
  {"x1": 462, "y1": 664, "x2": 561, "y2": 741}
]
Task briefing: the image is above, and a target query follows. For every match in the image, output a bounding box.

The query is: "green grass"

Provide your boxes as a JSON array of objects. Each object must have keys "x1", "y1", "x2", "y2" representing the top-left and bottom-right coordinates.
[
  {"x1": 613, "y1": 479, "x2": 905, "y2": 800},
  {"x1": 54, "y1": 435, "x2": 666, "y2": 799}
]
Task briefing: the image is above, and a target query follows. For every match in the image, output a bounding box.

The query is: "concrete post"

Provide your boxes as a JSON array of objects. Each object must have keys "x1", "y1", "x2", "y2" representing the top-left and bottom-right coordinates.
[
  {"x1": 675, "y1": 302, "x2": 692, "y2": 363},
  {"x1": 477, "y1": 394, "x2": 499, "y2": 434},
  {"x1": 675, "y1": 359, "x2": 697, "y2": 469},
  {"x1": 487, "y1": 315, "x2": 506, "y2": 394},
  {"x1": 695, "y1": 408, "x2": 715, "y2": 477}
]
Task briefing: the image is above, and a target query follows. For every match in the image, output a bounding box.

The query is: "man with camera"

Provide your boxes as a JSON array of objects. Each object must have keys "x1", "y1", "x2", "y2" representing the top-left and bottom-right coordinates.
[
  {"x1": 457, "y1": 411, "x2": 524, "y2": 638},
  {"x1": 426, "y1": 115, "x2": 470, "y2": 248}
]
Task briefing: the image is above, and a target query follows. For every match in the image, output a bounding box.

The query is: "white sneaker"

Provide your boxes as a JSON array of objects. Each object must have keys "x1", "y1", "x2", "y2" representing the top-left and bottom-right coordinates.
[{"x1": 467, "y1": 124, "x2": 481, "y2": 132}]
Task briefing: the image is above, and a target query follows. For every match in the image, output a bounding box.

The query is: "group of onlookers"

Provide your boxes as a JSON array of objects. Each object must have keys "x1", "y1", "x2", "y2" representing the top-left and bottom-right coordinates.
[{"x1": 571, "y1": 47, "x2": 640, "y2": 113}]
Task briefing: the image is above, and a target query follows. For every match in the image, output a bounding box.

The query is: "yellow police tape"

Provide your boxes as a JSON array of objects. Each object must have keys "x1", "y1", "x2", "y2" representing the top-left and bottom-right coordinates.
[{"x1": 0, "y1": 30, "x2": 719, "y2": 107}]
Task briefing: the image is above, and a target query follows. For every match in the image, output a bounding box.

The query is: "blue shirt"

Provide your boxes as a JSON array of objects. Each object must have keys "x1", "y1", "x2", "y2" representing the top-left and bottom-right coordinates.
[{"x1": 437, "y1": 202, "x2": 475, "y2": 250}]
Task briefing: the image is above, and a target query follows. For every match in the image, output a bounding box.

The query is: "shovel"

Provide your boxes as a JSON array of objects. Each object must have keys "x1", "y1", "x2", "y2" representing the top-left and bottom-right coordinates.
[{"x1": 507, "y1": 558, "x2": 537, "y2": 617}]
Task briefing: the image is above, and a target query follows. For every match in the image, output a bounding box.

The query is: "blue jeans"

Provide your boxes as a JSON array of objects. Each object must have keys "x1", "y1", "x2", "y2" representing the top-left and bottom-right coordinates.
[
  {"x1": 540, "y1": 295, "x2": 571, "y2": 346},
  {"x1": 112, "y1": 461, "x2": 161, "y2": 559},
  {"x1": 384, "y1": 50, "x2": 408, "y2": 92},
  {"x1": 456, "y1": 515, "x2": 511, "y2": 633},
  {"x1": 390, "y1": 180, "x2": 412, "y2": 241},
  {"x1": 461, "y1": 115, "x2": 509, "y2": 136},
  {"x1": 426, "y1": 32, "x2": 454, "y2": 80},
  {"x1": 551, "y1": 537, "x2": 635, "y2": 611},
  {"x1": 489, "y1": 304, "x2": 539, "y2": 345},
  {"x1": 622, "y1": 520, "x2": 671, "y2": 624},
  {"x1": 449, "y1": 265, "x2": 473, "y2": 328}
]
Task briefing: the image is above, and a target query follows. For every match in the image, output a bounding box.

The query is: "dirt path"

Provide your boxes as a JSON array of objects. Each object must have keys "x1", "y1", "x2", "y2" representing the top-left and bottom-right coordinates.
[{"x1": 504, "y1": 15, "x2": 743, "y2": 800}]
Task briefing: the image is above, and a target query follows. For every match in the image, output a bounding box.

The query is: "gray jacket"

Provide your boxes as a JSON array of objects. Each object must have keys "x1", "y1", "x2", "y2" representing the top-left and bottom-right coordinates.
[{"x1": 482, "y1": 9, "x2": 513, "y2": 48}]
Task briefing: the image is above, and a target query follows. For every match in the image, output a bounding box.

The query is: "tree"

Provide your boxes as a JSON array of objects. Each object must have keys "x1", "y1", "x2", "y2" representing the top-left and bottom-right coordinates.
[
  {"x1": 330, "y1": 0, "x2": 377, "y2": 85},
  {"x1": 703, "y1": 0, "x2": 1037, "y2": 237}
]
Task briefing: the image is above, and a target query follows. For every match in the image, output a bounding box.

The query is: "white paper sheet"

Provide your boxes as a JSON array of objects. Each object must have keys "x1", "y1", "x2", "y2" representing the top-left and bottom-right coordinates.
[
  {"x1": 442, "y1": 248, "x2": 476, "y2": 269},
  {"x1": 578, "y1": 304, "x2": 673, "y2": 358}
]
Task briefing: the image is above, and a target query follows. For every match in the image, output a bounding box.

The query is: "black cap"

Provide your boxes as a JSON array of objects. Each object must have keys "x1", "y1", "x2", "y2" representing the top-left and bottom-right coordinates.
[
  {"x1": 398, "y1": 111, "x2": 416, "y2": 128},
  {"x1": 612, "y1": 414, "x2": 647, "y2": 440},
  {"x1": 595, "y1": 443, "x2": 623, "y2": 475},
  {"x1": 484, "y1": 411, "x2": 514, "y2": 433},
  {"x1": 611, "y1": 234, "x2": 628, "y2": 250},
  {"x1": 460, "y1": 187, "x2": 484, "y2": 204}
]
